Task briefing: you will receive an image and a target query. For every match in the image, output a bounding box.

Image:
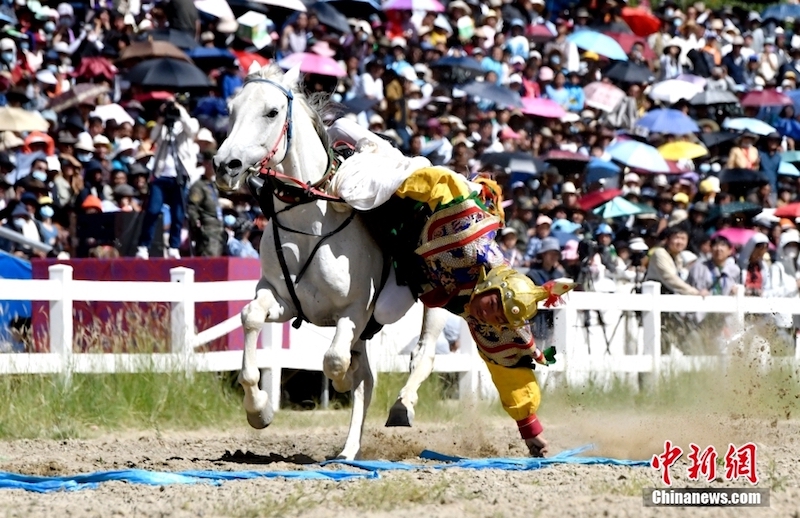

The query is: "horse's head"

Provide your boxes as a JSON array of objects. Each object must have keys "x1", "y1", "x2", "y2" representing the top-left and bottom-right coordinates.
[{"x1": 215, "y1": 62, "x2": 302, "y2": 192}]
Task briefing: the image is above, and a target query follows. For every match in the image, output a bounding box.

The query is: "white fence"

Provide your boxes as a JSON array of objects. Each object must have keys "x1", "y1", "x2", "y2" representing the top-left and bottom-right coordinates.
[{"x1": 1, "y1": 265, "x2": 799, "y2": 411}]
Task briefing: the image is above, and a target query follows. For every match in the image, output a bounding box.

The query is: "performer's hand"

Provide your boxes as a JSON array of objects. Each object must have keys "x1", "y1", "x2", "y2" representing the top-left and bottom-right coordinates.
[
  {"x1": 525, "y1": 434, "x2": 548, "y2": 457},
  {"x1": 532, "y1": 347, "x2": 557, "y2": 366}
]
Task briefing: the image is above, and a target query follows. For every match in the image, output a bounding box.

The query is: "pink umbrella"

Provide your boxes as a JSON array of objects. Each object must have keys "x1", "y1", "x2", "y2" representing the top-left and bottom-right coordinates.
[
  {"x1": 277, "y1": 52, "x2": 345, "y2": 77},
  {"x1": 741, "y1": 89, "x2": 792, "y2": 108},
  {"x1": 675, "y1": 74, "x2": 707, "y2": 88},
  {"x1": 382, "y1": 0, "x2": 444, "y2": 11},
  {"x1": 583, "y1": 81, "x2": 625, "y2": 112},
  {"x1": 712, "y1": 228, "x2": 757, "y2": 247},
  {"x1": 527, "y1": 24, "x2": 556, "y2": 43},
  {"x1": 521, "y1": 97, "x2": 566, "y2": 118}
]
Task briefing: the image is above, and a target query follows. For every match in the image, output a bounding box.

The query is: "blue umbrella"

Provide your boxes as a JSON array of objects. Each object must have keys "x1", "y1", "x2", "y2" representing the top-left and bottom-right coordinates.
[
  {"x1": 722, "y1": 117, "x2": 776, "y2": 136},
  {"x1": 635, "y1": 109, "x2": 700, "y2": 135},
  {"x1": 592, "y1": 197, "x2": 656, "y2": 219},
  {"x1": 187, "y1": 47, "x2": 237, "y2": 68},
  {"x1": 779, "y1": 161, "x2": 800, "y2": 176},
  {"x1": 762, "y1": 4, "x2": 800, "y2": 21},
  {"x1": 430, "y1": 56, "x2": 484, "y2": 73},
  {"x1": 606, "y1": 140, "x2": 670, "y2": 172},
  {"x1": 460, "y1": 81, "x2": 523, "y2": 108},
  {"x1": 567, "y1": 30, "x2": 628, "y2": 61},
  {"x1": 585, "y1": 158, "x2": 621, "y2": 185}
]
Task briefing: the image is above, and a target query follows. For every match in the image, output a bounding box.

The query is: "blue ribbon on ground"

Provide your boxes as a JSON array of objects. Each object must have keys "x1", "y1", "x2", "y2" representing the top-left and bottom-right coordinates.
[{"x1": 0, "y1": 444, "x2": 648, "y2": 493}]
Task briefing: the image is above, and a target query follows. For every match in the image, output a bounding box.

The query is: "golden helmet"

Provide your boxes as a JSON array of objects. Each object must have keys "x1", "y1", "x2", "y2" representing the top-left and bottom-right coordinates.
[{"x1": 471, "y1": 265, "x2": 577, "y2": 328}]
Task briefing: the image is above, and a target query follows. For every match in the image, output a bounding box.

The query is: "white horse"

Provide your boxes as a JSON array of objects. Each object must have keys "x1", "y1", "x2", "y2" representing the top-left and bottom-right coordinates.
[{"x1": 214, "y1": 63, "x2": 446, "y2": 459}]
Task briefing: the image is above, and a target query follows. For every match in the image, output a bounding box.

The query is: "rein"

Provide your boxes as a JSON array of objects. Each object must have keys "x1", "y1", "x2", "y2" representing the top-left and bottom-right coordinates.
[{"x1": 242, "y1": 77, "x2": 355, "y2": 329}]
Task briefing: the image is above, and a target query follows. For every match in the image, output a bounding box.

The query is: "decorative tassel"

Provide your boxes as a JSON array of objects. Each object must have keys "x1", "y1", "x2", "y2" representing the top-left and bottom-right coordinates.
[{"x1": 541, "y1": 280, "x2": 577, "y2": 308}]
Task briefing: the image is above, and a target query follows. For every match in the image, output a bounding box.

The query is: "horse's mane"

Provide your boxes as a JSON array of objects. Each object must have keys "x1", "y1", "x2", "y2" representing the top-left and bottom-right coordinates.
[{"x1": 246, "y1": 65, "x2": 332, "y2": 151}]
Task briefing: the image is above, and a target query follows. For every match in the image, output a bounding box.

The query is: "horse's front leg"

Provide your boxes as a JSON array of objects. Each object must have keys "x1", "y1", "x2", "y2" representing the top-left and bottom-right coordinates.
[
  {"x1": 386, "y1": 307, "x2": 449, "y2": 427},
  {"x1": 240, "y1": 282, "x2": 290, "y2": 429},
  {"x1": 323, "y1": 314, "x2": 363, "y2": 393},
  {"x1": 337, "y1": 338, "x2": 373, "y2": 460}
]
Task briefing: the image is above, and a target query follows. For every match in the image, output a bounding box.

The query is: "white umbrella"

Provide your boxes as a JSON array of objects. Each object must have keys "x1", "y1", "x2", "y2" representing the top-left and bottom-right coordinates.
[
  {"x1": 194, "y1": 0, "x2": 238, "y2": 32},
  {"x1": 248, "y1": 0, "x2": 307, "y2": 11},
  {"x1": 648, "y1": 79, "x2": 703, "y2": 105},
  {"x1": 90, "y1": 103, "x2": 135, "y2": 126},
  {"x1": 722, "y1": 117, "x2": 776, "y2": 136},
  {"x1": 0, "y1": 107, "x2": 49, "y2": 132}
]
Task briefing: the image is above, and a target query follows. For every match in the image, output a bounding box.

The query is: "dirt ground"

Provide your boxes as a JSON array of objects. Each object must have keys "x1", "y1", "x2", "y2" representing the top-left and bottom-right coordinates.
[{"x1": 0, "y1": 408, "x2": 798, "y2": 518}]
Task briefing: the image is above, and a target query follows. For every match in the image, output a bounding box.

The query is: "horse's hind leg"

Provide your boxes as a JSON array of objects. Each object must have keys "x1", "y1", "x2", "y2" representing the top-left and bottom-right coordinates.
[
  {"x1": 386, "y1": 307, "x2": 448, "y2": 427},
  {"x1": 240, "y1": 285, "x2": 289, "y2": 429},
  {"x1": 337, "y1": 338, "x2": 373, "y2": 460}
]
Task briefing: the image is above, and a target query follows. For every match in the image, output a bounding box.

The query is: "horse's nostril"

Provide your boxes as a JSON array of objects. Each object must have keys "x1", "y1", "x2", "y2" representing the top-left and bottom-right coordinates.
[{"x1": 227, "y1": 159, "x2": 243, "y2": 170}]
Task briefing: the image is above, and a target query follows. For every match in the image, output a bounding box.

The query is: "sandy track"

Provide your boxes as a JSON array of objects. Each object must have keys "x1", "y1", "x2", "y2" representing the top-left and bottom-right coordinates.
[{"x1": 0, "y1": 411, "x2": 798, "y2": 518}]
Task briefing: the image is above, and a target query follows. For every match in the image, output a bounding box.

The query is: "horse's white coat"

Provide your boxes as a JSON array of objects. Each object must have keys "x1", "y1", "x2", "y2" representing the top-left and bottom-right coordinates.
[{"x1": 213, "y1": 64, "x2": 447, "y2": 459}]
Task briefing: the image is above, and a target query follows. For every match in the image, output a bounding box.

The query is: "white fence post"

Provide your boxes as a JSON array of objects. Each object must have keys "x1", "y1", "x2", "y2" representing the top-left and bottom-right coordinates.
[
  {"x1": 552, "y1": 303, "x2": 578, "y2": 387},
  {"x1": 640, "y1": 282, "x2": 662, "y2": 388},
  {"x1": 458, "y1": 319, "x2": 479, "y2": 401},
  {"x1": 170, "y1": 267, "x2": 195, "y2": 371},
  {"x1": 49, "y1": 264, "x2": 73, "y2": 381}
]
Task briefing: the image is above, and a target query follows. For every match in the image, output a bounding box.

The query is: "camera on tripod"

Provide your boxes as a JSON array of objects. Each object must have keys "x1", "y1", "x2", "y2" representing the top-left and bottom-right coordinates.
[{"x1": 163, "y1": 101, "x2": 181, "y2": 127}]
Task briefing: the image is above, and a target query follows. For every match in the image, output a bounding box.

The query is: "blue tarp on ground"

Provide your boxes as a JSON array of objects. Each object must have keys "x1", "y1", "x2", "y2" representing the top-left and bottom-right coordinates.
[
  {"x1": 0, "y1": 445, "x2": 649, "y2": 493},
  {"x1": 0, "y1": 251, "x2": 31, "y2": 348}
]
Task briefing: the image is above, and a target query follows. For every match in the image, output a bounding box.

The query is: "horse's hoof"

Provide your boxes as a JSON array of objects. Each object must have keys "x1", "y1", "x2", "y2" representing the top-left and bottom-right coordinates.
[
  {"x1": 385, "y1": 399, "x2": 413, "y2": 427},
  {"x1": 246, "y1": 409, "x2": 273, "y2": 429}
]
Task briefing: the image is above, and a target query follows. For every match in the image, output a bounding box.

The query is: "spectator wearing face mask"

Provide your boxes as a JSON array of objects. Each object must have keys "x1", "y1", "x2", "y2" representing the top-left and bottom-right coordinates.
[{"x1": 109, "y1": 137, "x2": 137, "y2": 174}]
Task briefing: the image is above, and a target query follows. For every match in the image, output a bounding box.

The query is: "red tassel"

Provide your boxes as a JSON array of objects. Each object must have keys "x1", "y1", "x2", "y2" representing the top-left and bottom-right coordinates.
[{"x1": 542, "y1": 280, "x2": 565, "y2": 308}]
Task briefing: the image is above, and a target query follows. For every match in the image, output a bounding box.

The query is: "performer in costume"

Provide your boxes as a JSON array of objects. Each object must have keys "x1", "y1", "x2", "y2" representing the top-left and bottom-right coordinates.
[{"x1": 328, "y1": 122, "x2": 576, "y2": 456}]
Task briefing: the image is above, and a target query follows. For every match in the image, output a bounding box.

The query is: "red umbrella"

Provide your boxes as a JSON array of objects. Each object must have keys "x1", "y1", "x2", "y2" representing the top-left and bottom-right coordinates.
[
  {"x1": 133, "y1": 90, "x2": 173, "y2": 102},
  {"x1": 578, "y1": 189, "x2": 623, "y2": 211},
  {"x1": 232, "y1": 49, "x2": 270, "y2": 72},
  {"x1": 775, "y1": 202, "x2": 800, "y2": 218},
  {"x1": 73, "y1": 57, "x2": 118, "y2": 81},
  {"x1": 740, "y1": 89, "x2": 792, "y2": 108},
  {"x1": 606, "y1": 32, "x2": 656, "y2": 60},
  {"x1": 621, "y1": 7, "x2": 661, "y2": 37},
  {"x1": 527, "y1": 24, "x2": 556, "y2": 43}
]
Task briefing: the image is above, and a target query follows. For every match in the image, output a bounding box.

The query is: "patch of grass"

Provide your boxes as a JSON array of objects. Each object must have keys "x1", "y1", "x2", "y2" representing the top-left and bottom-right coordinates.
[
  {"x1": 590, "y1": 474, "x2": 652, "y2": 497},
  {"x1": 764, "y1": 459, "x2": 788, "y2": 493},
  {"x1": 228, "y1": 484, "x2": 326, "y2": 518},
  {"x1": 0, "y1": 369, "x2": 241, "y2": 439}
]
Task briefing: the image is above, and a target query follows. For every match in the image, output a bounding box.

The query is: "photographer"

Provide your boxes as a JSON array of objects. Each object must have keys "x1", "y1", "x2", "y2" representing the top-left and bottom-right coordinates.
[{"x1": 135, "y1": 98, "x2": 199, "y2": 260}]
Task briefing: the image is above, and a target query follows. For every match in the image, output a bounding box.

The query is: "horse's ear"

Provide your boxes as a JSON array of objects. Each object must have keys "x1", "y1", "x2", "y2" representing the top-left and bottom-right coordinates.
[
  {"x1": 247, "y1": 61, "x2": 262, "y2": 76},
  {"x1": 282, "y1": 64, "x2": 302, "y2": 90}
]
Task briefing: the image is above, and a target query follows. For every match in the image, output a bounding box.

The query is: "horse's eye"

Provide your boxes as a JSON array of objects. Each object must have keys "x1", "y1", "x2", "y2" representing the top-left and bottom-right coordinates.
[{"x1": 267, "y1": 109, "x2": 279, "y2": 118}]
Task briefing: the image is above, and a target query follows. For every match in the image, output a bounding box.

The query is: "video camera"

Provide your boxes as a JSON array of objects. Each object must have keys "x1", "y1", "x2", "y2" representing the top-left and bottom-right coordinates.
[{"x1": 163, "y1": 101, "x2": 181, "y2": 127}]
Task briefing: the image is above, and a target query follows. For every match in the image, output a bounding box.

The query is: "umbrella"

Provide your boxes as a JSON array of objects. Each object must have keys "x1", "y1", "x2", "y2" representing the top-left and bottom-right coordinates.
[
  {"x1": 521, "y1": 97, "x2": 566, "y2": 118},
  {"x1": 585, "y1": 158, "x2": 621, "y2": 184},
  {"x1": 47, "y1": 83, "x2": 111, "y2": 113},
  {"x1": 675, "y1": 74, "x2": 707, "y2": 88},
  {"x1": 707, "y1": 201, "x2": 763, "y2": 219},
  {"x1": 232, "y1": 49, "x2": 270, "y2": 71},
  {"x1": 782, "y1": 151, "x2": 800, "y2": 163},
  {"x1": 689, "y1": 90, "x2": 739, "y2": 106},
  {"x1": 779, "y1": 162, "x2": 800, "y2": 176},
  {"x1": 648, "y1": 80, "x2": 703, "y2": 105},
  {"x1": 567, "y1": 30, "x2": 628, "y2": 61},
  {"x1": 382, "y1": 0, "x2": 444, "y2": 11},
  {"x1": 528, "y1": 24, "x2": 556, "y2": 44},
  {"x1": 722, "y1": 118, "x2": 776, "y2": 136},
  {"x1": 187, "y1": 46, "x2": 237, "y2": 69},
  {"x1": 551, "y1": 230, "x2": 580, "y2": 246},
  {"x1": 657, "y1": 142, "x2": 708, "y2": 161},
  {"x1": 583, "y1": 82, "x2": 625, "y2": 112},
  {"x1": 740, "y1": 89, "x2": 792, "y2": 108},
  {"x1": 699, "y1": 131, "x2": 740, "y2": 148},
  {"x1": 479, "y1": 152, "x2": 546, "y2": 174},
  {"x1": 195, "y1": 0, "x2": 237, "y2": 22},
  {"x1": 620, "y1": 7, "x2": 660, "y2": 37},
  {"x1": 593, "y1": 196, "x2": 656, "y2": 219},
  {"x1": 719, "y1": 168, "x2": 769, "y2": 186},
  {"x1": 711, "y1": 228, "x2": 757, "y2": 247},
  {"x1": 605, "y1": 32, "x2": 656, "y2": 60},
  {"x1": 603, "y1": 61, "x2": 655, "y2": 84},
  {"x1": 762, "y1": 4, "x2": 800, "y2": 21},
  {"x1": 127, "y1": 58, "x2": 212, "y2": 89},
  {"x1": 139, "y1": 29, "x2": 199, "y2": 50},
  {"x1": 578, "y1": 189, "x2": 623, "y2": 211},
  {"x1": 606, "y1": 140, "x2": 670, "y2": 172},
  {"x1": 431, "y1": 56, "x2": 483, "y2": 73},
  {"x1": 277, "y1": 52, "x2": 345, "y2": 77},
  {"x1": 304, "y1": 2, "x2": 352, "y2": 33},
  {"x1": 318, "y1": 0, "x2": 381, "y2": 17},
  {"x1": 460, "y1": 81, "x2": 523, "y2": 108},
  {"x1": 73, "y1": 57, "x2": 118, "y2": 81},
  {"x1": 90, "y1": 103, "x2": 135, "y2": 126},
  {"x1": 775, "y1": 203, "x2": 800, "y2": 218},
  {"x1": 544, "y1": 150, "x2": 590, "y2": 163},
  {"x1": 635, "y1": 109, "x2": 700, "y2": 135},
  {"x1": 0, "y1": 107, "x2": 49, "y2": 132},
  {"x1": 248, "y1": 0, "x2": 307, "y2": 10},
  {"x1": 118, "y1": 40, "x2": 190, "y2": 65}
]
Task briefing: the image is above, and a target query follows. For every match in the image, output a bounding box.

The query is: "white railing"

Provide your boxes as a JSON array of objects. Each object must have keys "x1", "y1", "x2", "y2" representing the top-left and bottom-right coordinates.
[{"x1": 1, "y1": 265, "x2": 799, "y2": 410}]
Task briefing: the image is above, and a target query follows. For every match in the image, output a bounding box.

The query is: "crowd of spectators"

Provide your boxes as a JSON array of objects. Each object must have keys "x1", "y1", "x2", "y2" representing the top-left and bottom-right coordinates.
[{"x1": 1, "y1": 0, "x2": 800, "y2": 348}]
